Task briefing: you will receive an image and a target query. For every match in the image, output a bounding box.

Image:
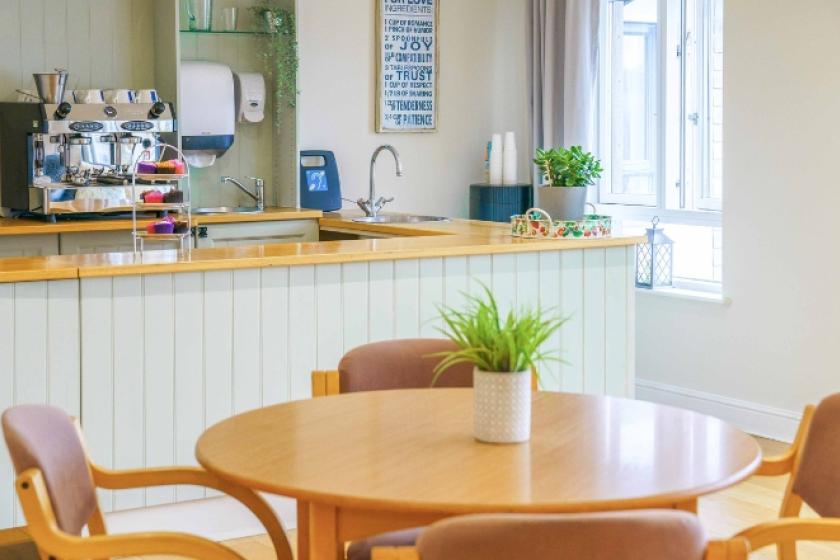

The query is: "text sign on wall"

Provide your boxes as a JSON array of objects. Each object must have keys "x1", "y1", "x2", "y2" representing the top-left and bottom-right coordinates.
[{"x1": 377, "y1": 0, "x2": 439, "y2": 133}]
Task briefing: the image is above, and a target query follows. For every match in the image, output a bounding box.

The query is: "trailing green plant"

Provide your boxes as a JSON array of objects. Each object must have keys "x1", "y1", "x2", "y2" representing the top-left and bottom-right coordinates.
[
  {"x1": 534, "y1": 145, "x2": 603, "y2": 187},
  {"x1": 431, "y1": 284, "x2": 566, "y2": 385},
  {"x1": 250, "y1": 1, "x2": 299, "y2": 121}
]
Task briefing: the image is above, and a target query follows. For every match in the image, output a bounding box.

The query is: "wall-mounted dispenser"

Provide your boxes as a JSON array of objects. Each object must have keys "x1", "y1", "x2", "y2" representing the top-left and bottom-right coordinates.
[
  {"x1": 180, "y1": 61, "x2": 235, "y2": 168},
  {"x1": 234, "y1": 72, "x2": 266, "y2": 123}
]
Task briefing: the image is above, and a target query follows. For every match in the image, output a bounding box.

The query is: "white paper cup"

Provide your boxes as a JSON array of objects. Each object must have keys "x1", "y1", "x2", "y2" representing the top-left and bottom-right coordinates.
[
  {"x1": 133, "y1": 89, "x2": 159, "y2": 103},
  {"x1": 104, "y1": 89, "x2": 134, "y2": 104},
  {"x1": 73, "y1": 89, "x2": 104, "y2": 104}
]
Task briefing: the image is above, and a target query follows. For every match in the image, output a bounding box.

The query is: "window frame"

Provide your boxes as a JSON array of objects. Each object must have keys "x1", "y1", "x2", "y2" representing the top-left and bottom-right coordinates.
[{"x1": 597, "y1": 0, "x2": 722, "y2": 225}]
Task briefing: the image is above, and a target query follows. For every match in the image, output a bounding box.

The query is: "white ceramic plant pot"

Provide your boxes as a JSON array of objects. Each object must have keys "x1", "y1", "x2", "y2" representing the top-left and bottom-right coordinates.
[{"x1": 473, "y1": 368, "x2": 532, "y2": 444}]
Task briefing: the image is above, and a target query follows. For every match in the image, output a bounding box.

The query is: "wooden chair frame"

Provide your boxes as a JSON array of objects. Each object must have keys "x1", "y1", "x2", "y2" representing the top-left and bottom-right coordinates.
[
  {"x1": 753, "y1": 404, "x2": 817, "y2": 560},
  {"x1": 12, "y1": 422, "x2": 294, "y2": 560},
  {"x1": 369, "y1": 517, "x2": 840, "y2": 560},
  {"x1": 312, "y1": 369, "x2": 540, "y2": 398}
]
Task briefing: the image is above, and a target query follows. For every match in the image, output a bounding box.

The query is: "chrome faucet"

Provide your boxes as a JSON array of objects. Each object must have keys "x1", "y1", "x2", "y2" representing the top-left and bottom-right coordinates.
[
  {"x1": 222, "y1": 176, "x2": 265, "y2": 211},
  {"x1": 357, "y1": 145, "x2": 404, "y2": 217}
]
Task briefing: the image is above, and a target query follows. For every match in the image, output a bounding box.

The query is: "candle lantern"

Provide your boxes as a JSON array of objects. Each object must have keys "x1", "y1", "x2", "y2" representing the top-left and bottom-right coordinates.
[{"x1": 636, "y1": 217, "x2": 674, "y2": 289}]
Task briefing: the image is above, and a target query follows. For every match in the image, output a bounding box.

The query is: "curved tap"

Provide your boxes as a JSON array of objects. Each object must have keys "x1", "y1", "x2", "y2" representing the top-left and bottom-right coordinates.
[{"x1": 357, "y1": 145, "x2": 404, "y2": 217}]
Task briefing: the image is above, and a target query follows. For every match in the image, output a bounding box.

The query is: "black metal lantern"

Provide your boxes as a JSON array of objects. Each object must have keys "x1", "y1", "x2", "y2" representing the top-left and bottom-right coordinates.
[{"x1": 636, "y1": 217, "x2": 674, "y2": 289}]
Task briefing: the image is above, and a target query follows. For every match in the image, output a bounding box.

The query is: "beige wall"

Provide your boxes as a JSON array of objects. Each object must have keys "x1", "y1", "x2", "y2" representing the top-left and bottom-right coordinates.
[
  {"x1": 637, "y1": 0, "x2": 840, "y2": 439},
  {"x1": 296, "y1": 0, "x2": 531, "y2": 217}
]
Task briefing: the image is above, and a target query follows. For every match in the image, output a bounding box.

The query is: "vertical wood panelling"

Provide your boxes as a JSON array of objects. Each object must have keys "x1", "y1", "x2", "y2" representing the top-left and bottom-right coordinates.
[
  {"x1": 289, "y1": 266, "x2": 316, "y2": 399},
  {"x1": 491, "y1": 254, "x2": 517, "y2": 317},
  {"x1": 538, "y1": 252, "x2": 562, "y2": 391},
  {"x1": 0, "y1": 285, "x2": 14, "y2": 528},
  {"x1": 112, "y1": 276, "x2": 145, "y2": 510},
  {"x1": 203, "y1": 272, "x2": 234, "y2": 426},
  {"x1": 81, "y1": 277, "x2": 115, "y2": 511},
  {"x1": 232, "y1": 270, "x2": 262, "y2": 414},
  {"x1": 14, "y1": 247, "x2": 632, "y2": 527},
  {"x1": 14, "y1": 282, "x2": 48, "y2": 405},
  {"x1": 143, "y1": 274, "x2": 176, "y2": 506},
  {"x1": 315, "y1": 264, "x2": 343, "y2": 368},
  {"x1": 369, "y1": 261, "x2": 395, "y2": 342},
  {"x1": 261, "y1": 267, "x2": 290, "y2": 406},
  {"x1": 625, "y1": 246, "x2": 637, "y2": 399},
  {"x1": 559, "y1": 251, "x2": 585, "y2": 393},
  {"x1": 173, "y1": 272, "x2": 206, "y2": 502},
  {"x1": 516, "y1": 253, "x2": 540, "y2": 310},
  {"x1": 443, "y1": 256, "x2": 469, "y2": 313},
  {"x1": 342, "y1": 263, "x2": 369, "y2": 353},
  {"x1": 605, "y1": 248, "x2": 629, "y2": 397},
  {"x1": 47, "y1": 281, "x2": 80, "y2": 415},
  {"x1": 419, "y1": 258, "x2": 444, "y2": 337},
  {"x1": 583, "y1": 250, "x2": 607, "y2": 395},
  {"x1": 467, "y1": 255, "x2": 492, "y2": 294},
  {"x1": 394, "y1": 259, "x2": 420, "y2": 339},
  {"x1": 19, "y1": 0, "x2": 46, "y2": 90},
  {"x1": 0, "y1": 0, "x2": 156, "y2": 100}
]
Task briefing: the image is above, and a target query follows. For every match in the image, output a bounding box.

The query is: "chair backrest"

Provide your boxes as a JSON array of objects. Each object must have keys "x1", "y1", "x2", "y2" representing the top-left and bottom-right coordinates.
[
  {"x1": 2, "y1": 405, "x2": 98, "y2": 536},
  {"x1": 338, "y1": 339, "x2": 474, "y2": 393},
  {"x1": 415, "y1": 511, "x2": 708, "y2": 560},
  {"x1": 792, "y1": 393, "x2": 840, "y2": 517}
]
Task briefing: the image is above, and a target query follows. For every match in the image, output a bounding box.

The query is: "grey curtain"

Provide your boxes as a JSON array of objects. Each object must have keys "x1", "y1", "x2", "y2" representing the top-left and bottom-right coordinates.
[{"x1": 529, "y1": 0, "x2": 602, "y2": 166}]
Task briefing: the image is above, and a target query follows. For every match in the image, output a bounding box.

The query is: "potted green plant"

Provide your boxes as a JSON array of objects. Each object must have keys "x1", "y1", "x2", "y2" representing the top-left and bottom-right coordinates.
[
  {"x1": 250, "y1": 2, "x2": 299, "y2": 122},
  {"x1": 534, "y1": 146, "x2": 603, "y2": 220},
  {"x1": 432, "y1": 286, "x2": 565, "y2": 444}
]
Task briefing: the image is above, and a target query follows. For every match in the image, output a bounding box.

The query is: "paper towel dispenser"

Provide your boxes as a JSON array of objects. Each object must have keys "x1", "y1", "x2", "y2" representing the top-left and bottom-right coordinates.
[{"x1": 180, "y1": 61, "x2": 235, "y2": 167}]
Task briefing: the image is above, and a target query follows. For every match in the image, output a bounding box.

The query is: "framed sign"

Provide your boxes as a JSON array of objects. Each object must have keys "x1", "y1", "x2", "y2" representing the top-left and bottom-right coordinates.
[{"x1": 376, "y1": 0, "x2": 439, "y2": 133}]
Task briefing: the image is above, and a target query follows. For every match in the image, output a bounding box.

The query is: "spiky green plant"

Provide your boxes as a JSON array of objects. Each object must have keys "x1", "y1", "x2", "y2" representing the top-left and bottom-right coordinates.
[
  {"x1": 431, "y1": 285, "x2": 566, "y2": 385},
  {"x1": 534, "y1": 145, "x2": 603, "y2": 187}
]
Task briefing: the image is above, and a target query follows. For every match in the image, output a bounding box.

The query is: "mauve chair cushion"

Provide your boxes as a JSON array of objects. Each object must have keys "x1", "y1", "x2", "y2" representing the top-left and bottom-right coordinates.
[
  {"x1": 2, "y1": 405, "x2": 98, "y2": 536},
  {"x1": 347, "y1": 528, "x2": 423, "y2": 560},
  {"x1": 416, "y1": 512, "x2": 707, "y2": 560},
  {"x1": 338, "y1": 339, "x2": 473, "y2": 394},
  {"x1": 793, "y1": 393, "x2": 840, "y2": 517}
]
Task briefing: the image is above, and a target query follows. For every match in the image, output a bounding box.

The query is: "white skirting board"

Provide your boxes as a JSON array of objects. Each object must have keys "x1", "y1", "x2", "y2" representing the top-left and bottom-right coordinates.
[
  {"x1": 104, "y1": 494, "x2": 297, "y2": 543},
  {"x1": 636, "y1": 379, "x2": 802, "y2": 443}
]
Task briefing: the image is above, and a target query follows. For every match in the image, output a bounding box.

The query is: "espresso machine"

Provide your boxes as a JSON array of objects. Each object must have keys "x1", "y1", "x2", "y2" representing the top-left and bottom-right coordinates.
[{"x1": 0, "y1": 100, "x2": 176, "y2": 218}]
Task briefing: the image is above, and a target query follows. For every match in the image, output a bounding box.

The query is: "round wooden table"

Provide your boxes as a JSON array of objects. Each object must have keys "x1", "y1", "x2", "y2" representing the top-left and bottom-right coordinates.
[{"x1": 196, "y1": 389, "x2": 762, "y2": 560}]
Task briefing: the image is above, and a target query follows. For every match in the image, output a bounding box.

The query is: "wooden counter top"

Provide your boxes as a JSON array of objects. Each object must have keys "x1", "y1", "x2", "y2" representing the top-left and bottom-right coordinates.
[
  {"x1": 0, "y1": 213, "x2": 643, "y2": 283},
  {"x1": 0, "y1": 207, "x2": 323, "y2": 236}
]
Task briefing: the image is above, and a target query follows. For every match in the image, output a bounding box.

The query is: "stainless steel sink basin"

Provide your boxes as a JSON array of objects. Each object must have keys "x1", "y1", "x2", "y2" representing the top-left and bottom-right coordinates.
[
  {"x1": 352, "y1": 215, "x2": 450, "y2": 224},
  {"x1": 193, "y1": 207, "x2": 263, "y2": 215}
]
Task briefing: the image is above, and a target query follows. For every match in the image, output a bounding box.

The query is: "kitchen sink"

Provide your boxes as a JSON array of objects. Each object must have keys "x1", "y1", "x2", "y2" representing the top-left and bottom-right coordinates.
[
  {"x1": 352, "y1": 215, "x2": 450, "y2": 224},
  {"x1": 193, "y1": 207, "x2": 263, "y2": 215}
]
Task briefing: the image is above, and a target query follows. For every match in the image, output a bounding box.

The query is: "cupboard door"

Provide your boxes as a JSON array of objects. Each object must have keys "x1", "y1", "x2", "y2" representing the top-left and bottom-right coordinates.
[{"x1": 0, "y1": 235, "x2": 59, "y2": 257}]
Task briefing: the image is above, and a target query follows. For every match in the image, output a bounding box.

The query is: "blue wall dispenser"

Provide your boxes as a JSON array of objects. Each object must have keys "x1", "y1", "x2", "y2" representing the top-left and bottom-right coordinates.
[{"x1": 300, "y1": 150, "x2": 342, "y2": 212}]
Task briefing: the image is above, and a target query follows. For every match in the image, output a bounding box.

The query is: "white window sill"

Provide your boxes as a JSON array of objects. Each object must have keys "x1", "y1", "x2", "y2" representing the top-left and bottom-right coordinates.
[{"x1": 636, "y1": 286, "x2": 731, "y2": 305}]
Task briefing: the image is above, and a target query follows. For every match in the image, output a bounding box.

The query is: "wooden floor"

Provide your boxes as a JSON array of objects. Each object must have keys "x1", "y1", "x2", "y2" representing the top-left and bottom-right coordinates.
[{"x1": 6, "y1": 438, "x2": 839, "y2": 559}]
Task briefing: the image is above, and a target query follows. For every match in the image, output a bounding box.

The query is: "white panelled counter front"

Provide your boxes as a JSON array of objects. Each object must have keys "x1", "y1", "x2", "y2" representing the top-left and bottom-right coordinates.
[{"x1": 0, "y1": 214, "x2": 641, "y2": 528}]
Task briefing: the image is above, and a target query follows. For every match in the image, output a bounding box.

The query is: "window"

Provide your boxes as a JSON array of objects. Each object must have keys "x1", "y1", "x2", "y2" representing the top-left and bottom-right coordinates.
[{"x1": 599, "y1": 0, "x2": 724, "y2": 290}]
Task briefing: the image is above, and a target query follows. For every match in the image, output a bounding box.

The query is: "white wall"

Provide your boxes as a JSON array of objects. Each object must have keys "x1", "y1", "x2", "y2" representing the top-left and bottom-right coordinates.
[
  {"x1": 637, "y1": 0, "x2": 840, "y2": 440},
  {"x1": 296, "y1": 0, "x2": 531, "y2": 218}
]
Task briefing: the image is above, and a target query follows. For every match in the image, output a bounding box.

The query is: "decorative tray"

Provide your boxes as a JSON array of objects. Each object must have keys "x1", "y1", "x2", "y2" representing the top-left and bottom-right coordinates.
[{"x1": 511, "y1": 208, "x2": 612, "y2": 239}]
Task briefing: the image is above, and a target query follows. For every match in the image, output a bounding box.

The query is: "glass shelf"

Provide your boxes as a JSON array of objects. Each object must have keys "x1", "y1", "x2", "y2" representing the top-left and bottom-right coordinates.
[{"x1": 179, "y1": 29, "x2": 267, "y2": 36}]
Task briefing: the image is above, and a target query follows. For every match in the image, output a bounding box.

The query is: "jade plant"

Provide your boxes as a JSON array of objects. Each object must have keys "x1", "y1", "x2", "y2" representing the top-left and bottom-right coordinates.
[
  {"x1": 250, "y1": 1, "x2": 299, "y2": 120},
  {"x1": 534, "y1": 146, "x2": 603, "y2": 187},
  {"x1": 431, "y1": 285, "x2": 566, "y2": 383}
]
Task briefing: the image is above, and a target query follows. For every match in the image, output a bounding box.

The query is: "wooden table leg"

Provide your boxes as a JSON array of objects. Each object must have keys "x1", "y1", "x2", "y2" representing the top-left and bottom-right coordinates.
[
  {"x1": 309, "y1": 502, "x2": 344, "y2": 560},
  {"x1": 298, "y1": 500, "x2": 310, "y2": 560}
]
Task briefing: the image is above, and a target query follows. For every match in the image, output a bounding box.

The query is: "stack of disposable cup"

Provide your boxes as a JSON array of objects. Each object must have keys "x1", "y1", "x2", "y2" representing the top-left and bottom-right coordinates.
[
  {"x1": 489, "y1": 134, "x2": 503, "y2": 185},
  {"x1": 502, "y1": 131, "x2": 517, "y2": 185}
]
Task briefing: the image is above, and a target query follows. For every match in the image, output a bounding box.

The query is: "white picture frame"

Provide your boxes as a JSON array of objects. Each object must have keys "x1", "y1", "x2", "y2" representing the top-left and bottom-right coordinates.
[{"x1": 376, "y1": 0, "x2": 440, "y2": 133}]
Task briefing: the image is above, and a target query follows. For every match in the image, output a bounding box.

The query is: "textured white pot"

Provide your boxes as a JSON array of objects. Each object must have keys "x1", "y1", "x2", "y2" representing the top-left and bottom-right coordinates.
[{"x1": 473, "y1": 368, "x2": 532, "y2": 444}]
